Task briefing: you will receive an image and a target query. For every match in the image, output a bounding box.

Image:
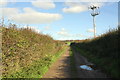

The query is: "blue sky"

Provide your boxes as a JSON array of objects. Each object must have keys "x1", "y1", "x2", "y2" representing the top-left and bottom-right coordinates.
[{"x1": 0, "y1": 0, "x2": 118, "y2": 40}]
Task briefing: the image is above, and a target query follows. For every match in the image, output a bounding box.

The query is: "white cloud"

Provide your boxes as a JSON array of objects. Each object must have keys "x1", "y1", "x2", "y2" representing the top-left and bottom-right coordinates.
[
  {"x1": 57, "y1": 28, "x2": 71, "y2": 37},
  {"x1": 63, "y1": 2, "x2": 105, "y2": 13},
  {"x1": 56, "y1": 28, "x2": 92, "y2": 40},
  {"x1": 63, "y1": 5, "x2": 87, "y2": 13},
  {"x1": 63, "y1": 0, "x2": 119, "y2": 2},
  {"x1": 44, "y1": 26, "x2": 50, "y2": 30},
  {"x1": 87, "y1": 29, "x2": 94, "y2": 32},
  {"x1": 1, "y1": 7, "x2": 62, "y2": 24},
  {"x1": 11, "y1": 13, "x2": 62, "y2": 24},
  {"x1": 57, "y1": 28, "x2": 88, "y2": 37},
  {"x1": 23, "y1": 7, "x2": 37, "y2": 13},
  {"x1": 0, "y1": 8, "x2": 19, "y2": 17},
  {"x1": 31, "y1": 0, "x2": 55, "y2": 9},
  {"x1": 0, "y1": 0, "x2": 8, "y2": 7}
]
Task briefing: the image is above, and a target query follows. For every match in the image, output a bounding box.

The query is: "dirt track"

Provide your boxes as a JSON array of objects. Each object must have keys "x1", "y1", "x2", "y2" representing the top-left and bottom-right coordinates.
[
  {"x1": 43, "y1": 46, "x2": 110, "y2": 78},
  {"x1": 43, "y1": 48, "x2": 71, "y2": 78}
]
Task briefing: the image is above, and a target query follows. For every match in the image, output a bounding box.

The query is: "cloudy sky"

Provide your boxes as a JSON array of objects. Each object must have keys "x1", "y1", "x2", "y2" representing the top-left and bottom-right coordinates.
[{"x1": 0, "y1": 0, "x2": 119, "y2": 40}]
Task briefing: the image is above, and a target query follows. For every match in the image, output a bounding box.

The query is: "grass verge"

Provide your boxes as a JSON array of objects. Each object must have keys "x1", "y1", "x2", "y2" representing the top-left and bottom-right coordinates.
[{"x1": 4, "y1": 46, "x2": 67, "y2": 78}]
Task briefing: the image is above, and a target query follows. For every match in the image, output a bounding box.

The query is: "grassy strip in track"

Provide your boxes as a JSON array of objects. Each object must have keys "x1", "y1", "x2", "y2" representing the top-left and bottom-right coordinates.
[{"x1": 69, "y1": 47, "x2": 77, "y2": 78}]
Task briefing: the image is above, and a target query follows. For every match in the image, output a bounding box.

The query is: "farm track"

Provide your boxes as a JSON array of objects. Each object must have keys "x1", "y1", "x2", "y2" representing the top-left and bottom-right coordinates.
[
  {"x1": 43, "y1": 47, "x2": 71, "y2": 78},
  {"x1": 43, "y1": 45, "x2": 111, "y2": 79}
]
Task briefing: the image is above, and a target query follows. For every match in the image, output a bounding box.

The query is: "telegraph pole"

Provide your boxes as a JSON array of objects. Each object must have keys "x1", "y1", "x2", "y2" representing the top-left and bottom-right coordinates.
[{"x1": 89, "y1": 5, "x2": 100, "y2": 38}]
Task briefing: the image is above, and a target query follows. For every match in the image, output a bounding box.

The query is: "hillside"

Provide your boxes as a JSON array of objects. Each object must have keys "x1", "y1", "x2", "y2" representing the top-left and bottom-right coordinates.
[
  {"x1": 1, "y1": 26, "x2": 67, "y2": 78},
  {"x1": 70, "y1": 27, "x2": 119, "y2": 78}
]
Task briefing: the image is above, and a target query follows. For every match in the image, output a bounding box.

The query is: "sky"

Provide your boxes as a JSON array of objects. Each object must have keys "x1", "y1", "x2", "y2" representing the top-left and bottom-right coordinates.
[{"x1": 0, "y1": 0, "x2": 119, "y2": 40}]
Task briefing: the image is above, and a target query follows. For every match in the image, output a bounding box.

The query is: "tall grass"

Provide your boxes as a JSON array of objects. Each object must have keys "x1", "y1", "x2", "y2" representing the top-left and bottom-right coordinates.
[
  {"x1": 1, "y1": 25, "x2": 66, "y2": 78},
  {"x1": 71, "y1": 27, "x2": 119, "y2": 78}
]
